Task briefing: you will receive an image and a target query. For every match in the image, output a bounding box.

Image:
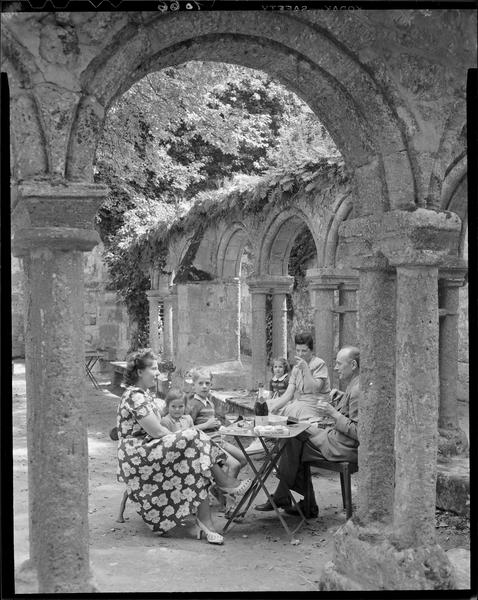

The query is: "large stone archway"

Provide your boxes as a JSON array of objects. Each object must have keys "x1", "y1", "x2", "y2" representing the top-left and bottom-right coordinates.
[
  {"x1": 66, "y1": 13, "x2": 418, "y2": 214},
  {"x1": 3, "y1": 9, "x2": 473, "y2": 593}
]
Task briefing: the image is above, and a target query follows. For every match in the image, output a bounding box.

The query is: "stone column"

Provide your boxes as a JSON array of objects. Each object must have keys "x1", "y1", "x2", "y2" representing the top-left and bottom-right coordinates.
[
  {"x1": 306, "y1": 268, "x2": 337, "y2": 375},
  {"x1": 437, "y1": 266, "x2": 468, "y2": 456},
  {"x1": 248, "y1": 279, "x2": 268, "y2": 388},
  {"x1": 338, "y1": 276, "x2": 359, "y2": 347},
  {"x1": 163, "y1": 294, "x2": 174, "y2": 360},
  {"x1": 321, "y1": 209, "x2": 460, "y2": 591},
  {"x1": 146, "y1": 290, "x2": 161, "y2": 354},
  {"x1": 170, "y1": 284, "x2": 178, "y2": 362},
  {"x1": 393, "y1": 258, "x2": 440, "y2": 547},
  {"x1": 232, "y1": 277, "x2": 241, "y2": 361},
  {"x1": 355, "y1": 258, "x2": 396, "y2": 524},
  {"x1": 12, "y1": 182, "x2": 107, "y2": 593},
  {"x1": 271, "y1": 277, "x2": 293, "y2": 360}
]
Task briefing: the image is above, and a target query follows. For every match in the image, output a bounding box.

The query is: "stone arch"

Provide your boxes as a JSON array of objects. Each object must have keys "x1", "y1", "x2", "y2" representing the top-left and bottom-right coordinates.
[
  {"x1": 1, "y1": 28, "x2": 49, "y2": 180},
  {"x1": 428, "y1": 106, "x2": 467, "y2": 207},
  {"x1": 258, "y1": 207, "x2": 320, "y2": 276},
  {"x1": 215, "y1": 222, "x2": 251, "y2": 279},
  {"x1": 440, "y1": 156, "x2": 467, "y2": 258},
  {"x1": 67, "y1": 12, "x2": 416, "y2": 211}
]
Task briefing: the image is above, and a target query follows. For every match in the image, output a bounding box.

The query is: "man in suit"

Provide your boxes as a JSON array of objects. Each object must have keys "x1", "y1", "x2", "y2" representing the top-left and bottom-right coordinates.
[{"x1": 255, "y1": 346, "x2": 360, "y2": 518}]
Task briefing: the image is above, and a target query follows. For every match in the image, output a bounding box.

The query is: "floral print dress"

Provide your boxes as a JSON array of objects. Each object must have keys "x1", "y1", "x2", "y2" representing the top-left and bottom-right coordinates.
[{"x1": 117, "y1": 387, "x2": 226, "y2": 533}]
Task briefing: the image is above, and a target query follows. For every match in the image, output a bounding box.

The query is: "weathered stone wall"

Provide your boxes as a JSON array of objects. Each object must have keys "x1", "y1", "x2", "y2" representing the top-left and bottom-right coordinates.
[
  {"x1": 83, "y1": 243, "x2": 131, "y2": 362},
  {"x1": 175, "y1": 281, "x2": 240, "y2": 374}
]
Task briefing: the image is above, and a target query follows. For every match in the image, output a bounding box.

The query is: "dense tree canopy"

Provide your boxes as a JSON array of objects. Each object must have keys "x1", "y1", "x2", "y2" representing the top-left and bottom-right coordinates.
[{"x1": 94, "y1": 61, "x2": 340, "y2": 349}]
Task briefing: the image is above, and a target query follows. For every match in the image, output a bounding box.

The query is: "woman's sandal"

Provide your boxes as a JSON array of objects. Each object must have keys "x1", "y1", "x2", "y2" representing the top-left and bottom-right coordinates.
[
  {"x1": 196, "y1": 518, "x2": 224, "y2": 545},
  {"x1": 217, "y1": 478, "x2": 253, "y2": 496}
]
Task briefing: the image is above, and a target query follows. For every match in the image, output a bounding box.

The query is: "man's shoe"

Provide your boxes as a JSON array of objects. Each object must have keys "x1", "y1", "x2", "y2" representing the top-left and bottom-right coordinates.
[
  {"x1": 284, "y1": 501, "x2": 319, "y2": 518},
  {"x1": 255, "y1": 499, "x2": 291, "y2": 511}
]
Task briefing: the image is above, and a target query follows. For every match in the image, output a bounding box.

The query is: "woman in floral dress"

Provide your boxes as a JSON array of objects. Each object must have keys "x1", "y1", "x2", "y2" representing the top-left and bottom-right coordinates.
[{"x1": 117, "y1": 349, "x2": 250, "y2": 545}]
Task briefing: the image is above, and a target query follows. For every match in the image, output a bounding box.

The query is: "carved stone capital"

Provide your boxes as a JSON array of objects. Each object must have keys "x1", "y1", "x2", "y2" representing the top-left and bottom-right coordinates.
[
  {"x1": 339, "y1": 209, "x2": 462, "y2": 269},
  {"x1": 12, "y1": 226, "x2": 100, "y2": 255},
  {"x1": 305, "y1": 268, "x2": 358, "y2": 290},
  {"x1": 247, "y1": 275, "x2": 294, "y2": 294},
  {"x1": 16, "y1": 181, "x2": 109, "y2": 229}
]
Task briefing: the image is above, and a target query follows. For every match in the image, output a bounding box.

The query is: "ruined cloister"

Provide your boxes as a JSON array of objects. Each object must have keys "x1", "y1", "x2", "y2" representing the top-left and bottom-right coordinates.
[{"x1": 3, "y1": 9, "x2": 474, "y2": 593}]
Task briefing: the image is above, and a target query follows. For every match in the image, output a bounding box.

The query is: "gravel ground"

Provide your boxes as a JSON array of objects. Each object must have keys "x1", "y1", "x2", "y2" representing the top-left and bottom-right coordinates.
[{"x1": 12, "y1": 361, "x2": 469, "y2": 593}]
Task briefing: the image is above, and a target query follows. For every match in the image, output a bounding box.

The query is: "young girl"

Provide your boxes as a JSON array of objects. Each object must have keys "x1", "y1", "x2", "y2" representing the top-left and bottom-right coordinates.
[
  {"x1": 245, "y1": 357, "x2": 290, "y2": 456},
  {"x1": 269, "y1": 357, "x2": 290, "y2": 399},
  {"x1": 161, "y1": 389, "x2": 195, "y2": 432}
]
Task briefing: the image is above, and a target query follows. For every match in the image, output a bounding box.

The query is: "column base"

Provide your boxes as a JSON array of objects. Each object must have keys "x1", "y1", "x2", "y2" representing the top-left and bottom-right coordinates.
[
  {"x1": 438, "y1": 428, "x2": 468, "y2": 459},
  {"x1": 436, "y1": 456, "x2": 470, "y2": 516},
  {"x1": 15, "y1": 559, "x2": 39, "y2": 594},
  {"x1": 319, "y1": 521, "x2": 456, "y2": 591}
]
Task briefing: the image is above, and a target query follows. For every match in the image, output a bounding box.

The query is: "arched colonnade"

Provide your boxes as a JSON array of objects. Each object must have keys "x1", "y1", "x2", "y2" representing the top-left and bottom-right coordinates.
[{"x1": 3, "y1": 9, "x2": 473, "y2": 592}]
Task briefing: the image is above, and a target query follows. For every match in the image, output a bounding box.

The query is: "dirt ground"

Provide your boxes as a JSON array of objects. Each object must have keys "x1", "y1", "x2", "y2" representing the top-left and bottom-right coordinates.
[{"x1": 12, "y1": 361, "x2": 470, "y2": 593}]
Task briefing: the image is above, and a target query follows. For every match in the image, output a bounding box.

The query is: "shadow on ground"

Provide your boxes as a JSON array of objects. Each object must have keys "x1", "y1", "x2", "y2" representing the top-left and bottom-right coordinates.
[{"x1": 12, "y1": 361, "x2": 469, "y2": 593}]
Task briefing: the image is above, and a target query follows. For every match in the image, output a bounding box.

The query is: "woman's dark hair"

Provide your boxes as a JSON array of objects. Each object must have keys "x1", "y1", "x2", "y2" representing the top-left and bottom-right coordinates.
[
  {"x1": 294, "y1": 332, "x2": 314, "y2": 351},
  {"x1": 123, "y1": 348, "x2": 157, "y2": 386},
  {"x1": 165, "y1": 388, "x2": 187, "y2": 407},
  {"x1": 271, "y1": 357, "x2": 289, "y2": 374}
]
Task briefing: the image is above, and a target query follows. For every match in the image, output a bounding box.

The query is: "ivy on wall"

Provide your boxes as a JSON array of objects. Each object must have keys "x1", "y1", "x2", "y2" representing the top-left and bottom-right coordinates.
[{"x1": 96, "y1": 157, "x2": 348, "y2": 350}]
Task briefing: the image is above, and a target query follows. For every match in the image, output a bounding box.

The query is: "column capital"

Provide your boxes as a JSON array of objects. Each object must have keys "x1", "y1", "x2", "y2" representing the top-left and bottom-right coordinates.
[
  {"x1": 306, "y1": 268, "x2": 358, "y2": 290},
  {"x1": 247, "y1": 275, "x2": 293, "y2": 294},
  {"x1": 12, "y1": 226, "x2": 100, "y2": 256},
  {"x1": 339, "y1": 209, "x2": 462, "y2": 267},
  {"x1": 16, "y1": 181, "x2": 109, "y2": 228},
  {"x1": 388, "y1": 251, "x2": 444, "y2": 268},
  {"x1": 12, "y1": 181, "x2": 109, "y2": 257},
  {"x1": 438, "y1": 258, "x2": 468, "y2": 287},
  {"x1": 146, "y1": 289, "x2": 162, "y2": 300}
]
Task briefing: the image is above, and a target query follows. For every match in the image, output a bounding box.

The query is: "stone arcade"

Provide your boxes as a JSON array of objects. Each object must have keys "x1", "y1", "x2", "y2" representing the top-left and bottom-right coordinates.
[{"x1": 4, "y1": 9, "x2": 473, "y2": 593}]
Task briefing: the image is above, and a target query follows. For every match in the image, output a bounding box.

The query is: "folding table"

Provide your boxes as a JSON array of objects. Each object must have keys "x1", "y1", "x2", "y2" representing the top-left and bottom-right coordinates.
[
  {"x1": 221, "y1": 422, "x2": 311, "y2": 540},
  {"x1": 84, "y1": 350, "x2": 104, "y2": 390}
]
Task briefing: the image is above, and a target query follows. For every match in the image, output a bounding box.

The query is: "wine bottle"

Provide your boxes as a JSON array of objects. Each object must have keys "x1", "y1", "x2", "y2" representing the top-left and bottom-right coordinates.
[{"x1": 254, "y1": 383, "x2": 269, "y2": 425}]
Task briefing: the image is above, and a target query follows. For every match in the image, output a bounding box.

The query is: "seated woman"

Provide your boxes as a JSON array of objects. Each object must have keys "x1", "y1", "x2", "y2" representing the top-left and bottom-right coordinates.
[
  {"x1": 268, "y1": 332, "x2": 330, "y2": 421},
  {"x1": 116, "y1": 349, "x2": 251, "y2": 545}
]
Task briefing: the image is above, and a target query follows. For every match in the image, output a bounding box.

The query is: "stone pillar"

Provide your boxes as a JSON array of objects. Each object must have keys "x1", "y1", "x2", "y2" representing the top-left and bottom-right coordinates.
[
  {"x1": 306, "y1": 268, "x2": 337, "y2": 374},
  {"x1": 393, "y1": 259, "x2": 440, "y2": 547},
  {"x1": 163, "y1": 294, "x2": 174, "y2": 360},
  {"x1": 12, "y1": 182, "x2": 107, "y2": 593},
  {"x1": 320, "y1": 209, "x2": 461, "y2": 591},
  {"x1": 248, "y1": 280, "x2": 268, "y2": 388},
  {"x1": 170, "y1": 284, "x2": 178, "y2": 362},
  {"x1": 355, "y1": 258, "x2": 396, "y2": 524},
  {"x1": 271, "y1": 278, "x2": 293, "y2": 360},
  {"x1": 235, "y1": 277, "x2": 241, "y2": 360},
  {"x1": 437, "y1": 266, "x2": 468, "y2": 456},
  {"x1": 146, "y1": 290, "x2": 161, "y2": 355},
  {"x1": 338, "y1": 276, "x2": 359, "y2": 347}
]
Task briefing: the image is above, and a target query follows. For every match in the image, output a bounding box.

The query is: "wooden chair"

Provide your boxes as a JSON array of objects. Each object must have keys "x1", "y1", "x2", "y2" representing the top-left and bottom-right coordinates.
[{"x1": 303, "y1": 460, "x2": 358, "y2": 520}]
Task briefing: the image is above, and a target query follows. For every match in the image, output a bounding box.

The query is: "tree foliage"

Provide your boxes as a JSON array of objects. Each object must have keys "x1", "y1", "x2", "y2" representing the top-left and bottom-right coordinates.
[{"x1": 94, "y1": 61, "x2": 341, "y2": 349}]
